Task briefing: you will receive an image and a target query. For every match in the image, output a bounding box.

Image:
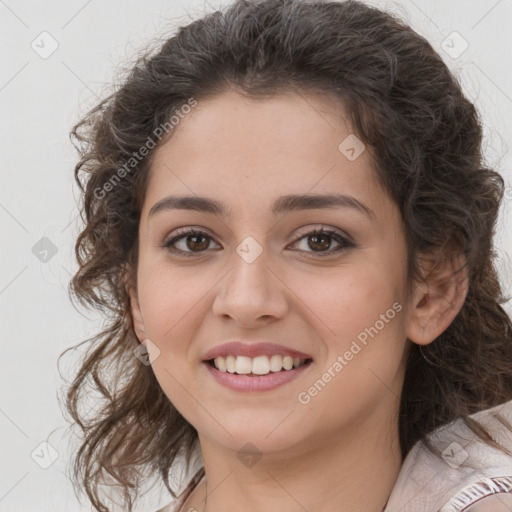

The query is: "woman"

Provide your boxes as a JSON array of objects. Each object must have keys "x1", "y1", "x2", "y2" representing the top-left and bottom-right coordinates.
[{"x1": 61, "y1": 1, "x2": 512, "y2": 511}]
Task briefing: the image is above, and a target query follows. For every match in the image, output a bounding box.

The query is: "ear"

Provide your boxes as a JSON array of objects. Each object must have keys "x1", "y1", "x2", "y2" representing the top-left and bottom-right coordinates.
[
  {"x1": 406, "y1": 252, "x2": 468, "y2": 346},
  {"x1": 122, "y1": 263, "x2": 146, "y2": 342}
]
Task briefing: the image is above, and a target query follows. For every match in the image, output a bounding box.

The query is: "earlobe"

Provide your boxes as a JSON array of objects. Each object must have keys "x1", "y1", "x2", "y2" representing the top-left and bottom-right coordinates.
[
  {"x1": 122, "y1": 263, "x2": 146, "y2": 342},
  {"x1": 406, "y1": 252, "x2": 468, "y2": 346}
]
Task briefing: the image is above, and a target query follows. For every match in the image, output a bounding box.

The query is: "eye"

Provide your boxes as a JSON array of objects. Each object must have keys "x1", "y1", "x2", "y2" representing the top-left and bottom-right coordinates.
[
  {"x1": 162, "y1": 228, "x2": 220, "y2": 257},
  {"x1": 162, "y1": 225, "x2": 354, "y2": 258},
  {"x1": 290, "y1": 227, "x2": 354, "y2": 256}
]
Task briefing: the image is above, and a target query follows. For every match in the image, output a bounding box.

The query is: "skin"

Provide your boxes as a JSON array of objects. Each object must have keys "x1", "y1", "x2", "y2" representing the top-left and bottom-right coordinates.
[{"x1": 126, "y1": 88, "x2": 468, "y2": 512}]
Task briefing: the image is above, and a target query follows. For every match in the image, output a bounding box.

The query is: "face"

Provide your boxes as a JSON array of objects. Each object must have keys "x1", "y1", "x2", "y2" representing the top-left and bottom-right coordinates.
[{"x1": 128, "y1": 88, "x2": 419, "y2": 456}]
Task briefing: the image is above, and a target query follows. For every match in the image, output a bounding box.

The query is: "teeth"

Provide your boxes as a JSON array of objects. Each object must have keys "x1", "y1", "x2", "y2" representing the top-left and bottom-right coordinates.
[
  {"x1": 269, "y1": 354, "x2": 282, "y2": 372},
  {"x1": 235, "y1": 355, "x2": 252, "y2": 374},
  {"x1": 216, "y1": 356, "x2": 227, "y2": 372},
  {"x1": 226, "y1": 355, "x2": 236, "y2": 373},
  {"x1": 252, "y1": 355, "x2": 270, "y2": 375},
  {"x1": 212, "y1": 355, "x2": 308, "y2": 375}
]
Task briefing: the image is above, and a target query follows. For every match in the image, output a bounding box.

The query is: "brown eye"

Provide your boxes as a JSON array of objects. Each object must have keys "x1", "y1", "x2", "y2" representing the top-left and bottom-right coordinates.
[
  {"x1": 291, "y1": 228, "x2": 354, "y2": 256},
  {"x1": 308, "y1": 232, "x2": 332, "y2": 251},
  {"x1": 163, "y1": 229, "x2": 220, "y2": 257},
  {"x1": 183, "y1": 232, "x2": 210, "y2": 251}
]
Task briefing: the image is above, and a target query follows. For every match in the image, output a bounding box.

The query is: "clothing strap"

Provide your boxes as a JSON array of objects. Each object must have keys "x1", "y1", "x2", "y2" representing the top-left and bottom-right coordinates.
[{"x1": 439, "y1": 476, "x2": 512, "y2": 512}]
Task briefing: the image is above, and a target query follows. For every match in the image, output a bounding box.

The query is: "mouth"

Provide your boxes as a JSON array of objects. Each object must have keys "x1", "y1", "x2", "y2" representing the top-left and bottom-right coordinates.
[
  {"x1": 201, "y1": 341, "x2": 314, "y2": 391},
  {"x1": 203, "y1": 354, "x2": 314, "y2": 392},
  {"x1": 206, "y1": 354, "x2": 313, "y2": 376}
]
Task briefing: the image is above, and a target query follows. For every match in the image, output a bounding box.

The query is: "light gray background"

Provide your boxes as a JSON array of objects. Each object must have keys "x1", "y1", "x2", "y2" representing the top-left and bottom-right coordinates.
[{"x1": 1, "y1": 0, "x2": 511, "y2": 511}]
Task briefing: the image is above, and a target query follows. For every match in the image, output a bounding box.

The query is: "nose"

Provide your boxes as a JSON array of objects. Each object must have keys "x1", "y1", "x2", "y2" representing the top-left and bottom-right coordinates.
[{"x1": 212, "y1": 245, "x2": 289, "y2": 328}]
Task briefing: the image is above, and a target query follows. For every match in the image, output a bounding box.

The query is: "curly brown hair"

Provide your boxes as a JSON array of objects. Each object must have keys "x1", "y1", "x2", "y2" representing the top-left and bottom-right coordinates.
[{"x1": 59, "y1": 0, "x2": 512, "y2": 510}]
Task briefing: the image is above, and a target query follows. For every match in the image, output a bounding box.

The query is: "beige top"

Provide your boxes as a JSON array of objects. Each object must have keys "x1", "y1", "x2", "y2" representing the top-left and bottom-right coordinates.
[{"x1": 155, "y1": 401, "x2": 512, "y2": 512}]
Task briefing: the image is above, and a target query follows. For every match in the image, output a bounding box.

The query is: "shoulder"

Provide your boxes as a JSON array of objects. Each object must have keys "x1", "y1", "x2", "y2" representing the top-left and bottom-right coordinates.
[
  {"x1": 469, "y1": 494, "x2": 512, "y2": 511},
  {"x1": 473, "y1": 495, "x2": 512, "y2": 510},
  {"x1": 384, "y1": 400, "x2": 512, "y2": 512},
  {"x1": 457, "y1": 492, "x2": 512, "y2": 511},
  {"x1": 439, "y1": 477, "x2": 512, "y2": 511}
]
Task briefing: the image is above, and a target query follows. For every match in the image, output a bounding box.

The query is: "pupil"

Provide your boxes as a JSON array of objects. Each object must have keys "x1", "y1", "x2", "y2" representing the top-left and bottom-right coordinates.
[
  {"x1": 310, "y1": 233, "x2": 330, "y2": 251},
  {"x1": 188, "y1": 234, "x2": 209, "y2": 251}
]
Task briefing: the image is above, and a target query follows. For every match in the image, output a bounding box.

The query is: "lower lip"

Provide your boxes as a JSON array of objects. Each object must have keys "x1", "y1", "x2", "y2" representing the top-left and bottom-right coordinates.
[{"x1": 204, "y1": 361, "x2": 313, "y2": 392}]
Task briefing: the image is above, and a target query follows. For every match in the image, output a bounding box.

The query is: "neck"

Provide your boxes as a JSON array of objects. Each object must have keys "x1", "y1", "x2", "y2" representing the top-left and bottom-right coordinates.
[{"x1": 188, "y1": 412, "x2": 402, "y2": 512}]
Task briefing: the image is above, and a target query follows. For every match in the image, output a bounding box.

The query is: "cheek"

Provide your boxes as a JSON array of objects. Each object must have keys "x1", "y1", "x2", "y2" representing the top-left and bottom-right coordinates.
[
  {"x1": 292, "y1": 269, "x2": 407, "y2": 426},
  {"x1": 136, "y1": 265, "x2": 209, "y2": 422},
  {"x1": 138, "y1": 263, "x2": 211, "y2": 344},
  {"x1": 293, "y1": 261, "x2": 405, "y2": 342},
  {"x1": 292, "y1": 259, "x2": 408, "y2": 396}
]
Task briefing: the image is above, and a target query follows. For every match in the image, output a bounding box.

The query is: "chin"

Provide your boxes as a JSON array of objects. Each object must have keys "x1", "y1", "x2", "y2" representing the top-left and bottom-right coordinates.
[{"x1": 198, "y1": 414, "x2": 311, "y2": 454}]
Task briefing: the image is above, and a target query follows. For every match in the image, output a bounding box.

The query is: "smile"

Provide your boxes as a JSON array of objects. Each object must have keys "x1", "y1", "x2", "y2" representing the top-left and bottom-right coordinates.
[
  {"x1": 204, "y1": 356, "x2": 313, "y2": 392},
  {"x1": 210, "y1": 354, "x2": 310, "y2": 375}
]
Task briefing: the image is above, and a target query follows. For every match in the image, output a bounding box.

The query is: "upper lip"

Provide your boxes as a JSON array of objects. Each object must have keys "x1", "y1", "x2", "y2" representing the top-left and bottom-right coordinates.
[{"x1": 202, "y1": 341, "x2": 313, "y2": 361}]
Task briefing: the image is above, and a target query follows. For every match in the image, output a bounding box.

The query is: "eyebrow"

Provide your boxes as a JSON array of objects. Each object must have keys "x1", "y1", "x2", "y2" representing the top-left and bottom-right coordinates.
[{"x1": 148, "y1": 193, "x2": 374, "y2": 220}]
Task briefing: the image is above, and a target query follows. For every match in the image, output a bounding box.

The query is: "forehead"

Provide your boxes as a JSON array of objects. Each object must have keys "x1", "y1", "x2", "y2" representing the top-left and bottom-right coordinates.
[
  {"x1": 151, "y1": 88, "x2": 352, "y2": 167},
  {"x1": 143, "y1": 88, "x2": 387, "y2": 218}
]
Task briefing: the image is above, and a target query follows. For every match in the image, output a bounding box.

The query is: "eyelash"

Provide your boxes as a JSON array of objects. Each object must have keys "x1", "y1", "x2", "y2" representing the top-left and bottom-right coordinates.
[{"x1": 162, "y1": 226, "x2": 355, "y2": 258}]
